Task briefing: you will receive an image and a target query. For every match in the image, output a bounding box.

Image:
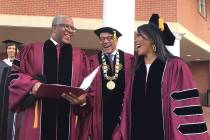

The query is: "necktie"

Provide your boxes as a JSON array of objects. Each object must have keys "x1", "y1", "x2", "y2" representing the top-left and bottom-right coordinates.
[
  {"x1": 108, "y1": 54, "x2": 114, "y2": 63},
  {"x1": 108, "y1": 54, "x2": 114, "y2": 72},
  {"x1": 56, "y1": 44, "x2": 61, "y2": 63}
]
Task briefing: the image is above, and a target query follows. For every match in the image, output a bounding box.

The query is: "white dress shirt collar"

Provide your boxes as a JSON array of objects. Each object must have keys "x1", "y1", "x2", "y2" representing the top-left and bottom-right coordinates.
[
  {"x1": 104, "y1": 49, "x2": 118, "y2": 62},
  {"x1": 3, "y1": 58, "x2": 13, "y2": 66},
  {"x1": 50, "y1": 37, "x2": 58, "y2": 46}
]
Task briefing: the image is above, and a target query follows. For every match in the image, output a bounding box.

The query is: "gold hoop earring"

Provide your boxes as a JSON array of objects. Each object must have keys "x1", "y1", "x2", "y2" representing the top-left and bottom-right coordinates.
[{"x1": 152, "y1": 45, "x2": 156, "y2": 52}]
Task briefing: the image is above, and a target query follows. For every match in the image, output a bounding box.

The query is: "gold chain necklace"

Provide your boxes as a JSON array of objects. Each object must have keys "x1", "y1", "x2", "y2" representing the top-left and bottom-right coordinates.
[{"x1": 101, "y1": 50, "x2": 123, "y2": 90}]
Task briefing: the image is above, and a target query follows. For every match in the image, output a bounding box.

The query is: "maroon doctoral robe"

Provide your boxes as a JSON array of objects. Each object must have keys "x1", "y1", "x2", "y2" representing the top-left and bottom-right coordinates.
[
  {"x1": 161, "y1": 58, "x2": 210, "y2": 140},
  {"x1": 88, "y1": 50, "x2": 134, "y2": 140},
  {"x1": 8, "y1": 40, "x2": 92, "y2": 140},
  {"x1": 132, "y1": 58, "x2": 210, "y2": 140}
]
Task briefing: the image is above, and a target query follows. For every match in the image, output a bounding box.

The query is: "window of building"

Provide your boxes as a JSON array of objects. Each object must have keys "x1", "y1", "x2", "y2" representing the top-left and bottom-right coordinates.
[{"x1": 198, "y1": 0, "x2": 206, "y2": 18}]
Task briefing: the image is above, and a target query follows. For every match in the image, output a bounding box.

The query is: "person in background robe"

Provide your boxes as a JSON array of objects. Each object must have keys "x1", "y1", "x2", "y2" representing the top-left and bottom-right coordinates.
[
  {"x1": 0, "y1": 40, "x2": 22, "y2": 78},
  {"x1": 8, "y1": 15, "x2": 93, "y2": 140},
  {"x1": 89, "y1": 27, "x2": 134, "y2": 140},
  {"x1": 0, "y1": 40, "x2": 22, "y2": 140},
  {"x1": 131, "y1": 14, "x2": 210, "y2": 140}
]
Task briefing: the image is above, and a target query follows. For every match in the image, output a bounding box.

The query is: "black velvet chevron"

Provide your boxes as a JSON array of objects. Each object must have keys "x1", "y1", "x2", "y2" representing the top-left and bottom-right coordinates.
[
  {"x1": 171, "y1": 89, "x2": 199, "y2": 101},
  {"x1": 173, "y1": 106, "x2": 203, "y2": 116},
  {"x1": 178, "y1": 122, "x2": 207, "y2": 135}
]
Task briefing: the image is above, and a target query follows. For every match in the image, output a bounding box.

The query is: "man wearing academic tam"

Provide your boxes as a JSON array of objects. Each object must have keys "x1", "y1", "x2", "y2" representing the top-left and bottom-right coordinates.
[
  {"x1": 0, "y1": 39, "x2": 22, "y2": 140},
  {"x1": 88, "y1": 27, "x2": 134, "y2": 140},
  {"x1": 7, "y1": 16, "x2": 93, "y2": 140},
  {"x1": 131, "y1": 14, "x2": 210, "y2": 140}
]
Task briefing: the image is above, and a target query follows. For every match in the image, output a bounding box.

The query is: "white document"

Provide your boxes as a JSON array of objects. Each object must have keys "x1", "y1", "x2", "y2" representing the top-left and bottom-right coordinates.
[{"x1": 79, "y1": 65, "x2": 101, "y2": 90}]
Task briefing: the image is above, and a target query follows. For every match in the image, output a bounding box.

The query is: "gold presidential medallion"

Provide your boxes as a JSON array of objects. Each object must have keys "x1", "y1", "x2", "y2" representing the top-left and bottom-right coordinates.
[
  {"x1": 106, "y1": 81, "x2": 116, "y2": 90},
  {"x1": 101, "y1": 50, "x2": 122, "y2": 91}
]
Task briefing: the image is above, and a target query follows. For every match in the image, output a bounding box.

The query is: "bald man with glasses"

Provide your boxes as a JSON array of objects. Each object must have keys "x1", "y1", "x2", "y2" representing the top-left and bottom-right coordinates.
[{"x1": 8, "y1": 15, "x2": 92, "y2": 140}]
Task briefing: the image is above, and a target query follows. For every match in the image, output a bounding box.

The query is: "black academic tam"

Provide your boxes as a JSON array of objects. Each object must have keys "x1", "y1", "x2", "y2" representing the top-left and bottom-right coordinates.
[{"x1": 94, "y1": 27, "x2": 122, "y2": 38}]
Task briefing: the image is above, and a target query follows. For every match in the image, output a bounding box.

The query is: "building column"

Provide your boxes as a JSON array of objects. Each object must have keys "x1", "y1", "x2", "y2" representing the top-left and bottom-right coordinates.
[
  {"x1": 103, "y1": 0, "x2": 135, "y2": 54},
  {"x1": 208, "y1": 60, "x2": 210, "y2": 91},
  {"x1": 166, "y1": 33, "x2": 183, "y2": 57},
  {"x1": 206, "y1": 61, "x2": 210, "y2": 106}
]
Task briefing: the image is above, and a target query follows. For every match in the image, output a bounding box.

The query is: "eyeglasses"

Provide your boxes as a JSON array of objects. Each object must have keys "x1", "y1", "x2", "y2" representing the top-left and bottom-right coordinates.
[
  {"x1": 99, "y1": 36, "x2": 113, "y2": 42},
  {"x1": 55, "y1": 24, "x2": 77, "y2": 32}
]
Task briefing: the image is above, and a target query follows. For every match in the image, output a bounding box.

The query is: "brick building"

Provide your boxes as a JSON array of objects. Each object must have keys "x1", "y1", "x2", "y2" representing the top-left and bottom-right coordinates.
[{"x1": 0, "y1": 0, "x2": 210, "y2": 102}]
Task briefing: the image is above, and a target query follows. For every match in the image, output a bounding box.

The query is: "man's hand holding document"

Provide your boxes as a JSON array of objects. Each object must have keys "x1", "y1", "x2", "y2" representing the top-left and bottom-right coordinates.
[{"x1": 35, "y1": 66, "x2": 100, "y2": 100}]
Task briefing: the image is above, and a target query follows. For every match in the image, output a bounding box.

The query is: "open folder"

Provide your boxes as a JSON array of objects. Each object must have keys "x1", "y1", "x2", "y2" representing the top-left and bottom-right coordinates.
[{"x1": 36, "y1": 65, "x2": 100, "y2": 99}]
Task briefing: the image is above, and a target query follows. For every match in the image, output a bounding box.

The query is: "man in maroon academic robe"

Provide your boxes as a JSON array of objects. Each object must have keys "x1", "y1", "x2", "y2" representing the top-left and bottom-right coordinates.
[
  {"x1": 8, "y1": 16, "x2": 92, "y2": 140},
  {"x1": 88, "y1": 27, "x2": 134, "y2": 140}
]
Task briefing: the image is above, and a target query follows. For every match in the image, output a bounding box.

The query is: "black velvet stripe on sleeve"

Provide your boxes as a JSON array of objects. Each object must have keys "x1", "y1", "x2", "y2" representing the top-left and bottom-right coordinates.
[
  {"x1": 173, "y1": 105, "x2": 203, "y2": 116},
  {"x1": 178, "y1": 122, "x2": 207, "y2": 135},
  {"x1": 7, "y1": 69, "x2": 19, "y2": 84},
  {"x1": 9, "y1": 70, "x2": 19, "y2": 74},
  {"x1": 17, "y1": 74, "x2": 47, "y2": 111},
  {"x1": 7, "y1": 74, "x2": 19, "y2": 83},
  {"x1": 171, "y1": 89, "x2": 199, "y2": 101},
  {"x1": 19, "y1": 94, "x2": 37, "y2": 110}
]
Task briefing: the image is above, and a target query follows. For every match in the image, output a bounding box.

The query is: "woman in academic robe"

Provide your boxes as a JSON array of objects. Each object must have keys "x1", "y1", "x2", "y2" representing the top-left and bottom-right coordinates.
[{"x1": 131, "y1": 22, "x2": 210, "y2": 140}]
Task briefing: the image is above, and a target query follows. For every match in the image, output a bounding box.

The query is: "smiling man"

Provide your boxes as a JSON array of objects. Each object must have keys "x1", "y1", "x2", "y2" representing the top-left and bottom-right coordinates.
[
  {"x1": 88, "y1": 27, "x2": 134, "y2": 140},
  {"x1": 8, "y1": 16, "x2": 91, "y2": 140}
]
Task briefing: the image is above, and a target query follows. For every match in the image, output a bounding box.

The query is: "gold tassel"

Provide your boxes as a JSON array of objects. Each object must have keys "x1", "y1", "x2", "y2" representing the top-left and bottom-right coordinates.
[
  {"x1": 33, "y1": 100, "x2": 39, "y2": 128},
  {"x1": 113, "y1": 31, "x2": 117, "y2": 47},
  {"x1": 159, "y1": 18, "x2": 164, "y2": 31}
]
